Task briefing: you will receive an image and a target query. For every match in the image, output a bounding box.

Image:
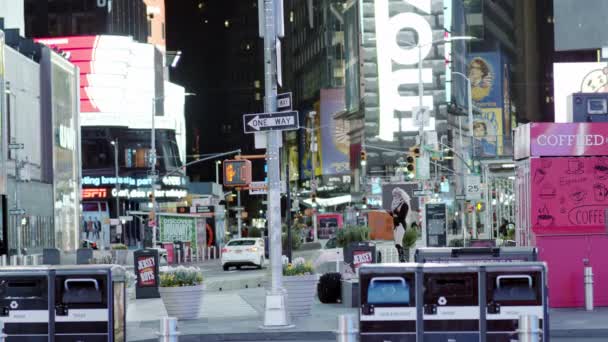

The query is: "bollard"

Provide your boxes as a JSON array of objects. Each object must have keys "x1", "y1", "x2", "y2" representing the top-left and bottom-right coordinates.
[
  {"x1": 336, "y1": 314, "x2": 358, "y2": 342},
  {"x1": 0, "y1": 321, "x2": 6, "y2": 342},
  {"x1": 157, "y1": 317, "x2": 180, "y2": 342},
  {"x1": 0, "y1": 255, "x2": 6, "y2": 266},
  {"x1": 517, "y1": 315, "x2": 541, "y2": 342},
  {"x1": 585, "y1": 266, "x2": 594, "y2": 311}
]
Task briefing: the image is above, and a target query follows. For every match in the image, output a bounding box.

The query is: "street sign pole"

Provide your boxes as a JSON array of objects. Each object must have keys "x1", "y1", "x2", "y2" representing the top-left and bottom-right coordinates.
[{"x1": 261, "y1": 0, "x2": 291, "y2": 329}]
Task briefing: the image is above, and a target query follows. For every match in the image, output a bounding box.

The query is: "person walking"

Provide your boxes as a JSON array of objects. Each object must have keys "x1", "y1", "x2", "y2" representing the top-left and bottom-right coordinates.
[{"x1": 390, "y1": 187, "x2": 411, "y2": 262}]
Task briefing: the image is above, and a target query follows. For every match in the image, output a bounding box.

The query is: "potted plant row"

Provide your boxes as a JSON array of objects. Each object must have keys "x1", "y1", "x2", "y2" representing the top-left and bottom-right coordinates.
[
  {"x1": 282, "y1": 256, "x2": 317, "y2": 317},
  {"x1": 111, "y1": 243, "x2": 129, "y2": 265},
  {"x1": 159, "y1": 266, "x2": 204, "y2": 319}
]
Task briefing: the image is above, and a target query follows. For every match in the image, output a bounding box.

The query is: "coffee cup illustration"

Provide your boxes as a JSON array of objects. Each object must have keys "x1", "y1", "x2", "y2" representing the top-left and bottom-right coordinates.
[
  {"x1": 539, "y1": 184, "x2": 556, "y2": 199},
  {"x1": 569, "y1": 188, "x2": 586, "y2": 203},
  {"x1": 594, "y1": 161, "x2": 608, "y2": 180},
  {"x1": 537, "y1": 205, "x2": 554, "y2": 227},
  {"x1": 533, "y1": 168, "x2": 546, "y2": 184},
  {"x1": 567, "y1": 159, "x2": 584, "y2": 175},
  {"x1": 594, "y1": 183, "x2": 608, "y2": 201}
]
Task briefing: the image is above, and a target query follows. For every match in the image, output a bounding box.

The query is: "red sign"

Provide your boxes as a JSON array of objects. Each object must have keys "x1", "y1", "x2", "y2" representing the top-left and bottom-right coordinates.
[
  {"x1": 353, "y1": 250, "x2": 373, "y2": 269},
  {"x1": 82, "y1": 188, "x2": 108, "y2": 199},
  {"x1": 136, "y1": 255, "x2": 157, "y2": 287}
]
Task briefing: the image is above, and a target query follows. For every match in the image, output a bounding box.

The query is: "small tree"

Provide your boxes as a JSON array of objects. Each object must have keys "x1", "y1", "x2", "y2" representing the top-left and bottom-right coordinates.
[{"x1": 336, "y1": 225, "x2": 371, "y2": 248}]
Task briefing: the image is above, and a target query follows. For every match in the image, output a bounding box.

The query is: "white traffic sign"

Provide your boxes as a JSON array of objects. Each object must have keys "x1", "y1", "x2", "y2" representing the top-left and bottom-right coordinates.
[
  {"x1": 277, "y1": 92, "x2": 292, "y2": 111},
  {"x1": 249, "y1": 181, "x2": 286, "y2": 195},
  {"x1": 8, "y1": 143, "x2": 24, "y2": 150},
  {"x1": 465, "y1": 175, "x2": 482, "y2": 200},
  {"x1": 243, "y1": 111, "x2": 299, "y2": 133},
  {"x1": 9, "y1": 208, "x2": 25, "y2": 215}
]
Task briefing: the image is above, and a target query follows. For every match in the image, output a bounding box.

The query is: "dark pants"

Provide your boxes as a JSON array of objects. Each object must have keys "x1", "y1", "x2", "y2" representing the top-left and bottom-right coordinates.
[{"x1": 395, "y1": 244, "x2": 406, "y2": 262}]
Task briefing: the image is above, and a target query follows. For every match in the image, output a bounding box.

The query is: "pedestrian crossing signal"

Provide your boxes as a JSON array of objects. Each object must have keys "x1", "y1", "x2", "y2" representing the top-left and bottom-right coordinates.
[{"x1": 223, "y1": 160, "x2": 252, "y2": 187}]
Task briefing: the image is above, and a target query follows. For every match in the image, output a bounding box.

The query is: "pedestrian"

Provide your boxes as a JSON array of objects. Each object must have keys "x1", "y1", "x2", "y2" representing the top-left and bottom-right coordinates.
[
  {"x1": 94, "y1": 218, "x2": 101, "y2": 240},
  {"x1": 243, "y1": 227, "x2": 249, "y2": 237},
  {"x1": 87, "y1": 217, "x2": 94, "y2": 240},
  {"x1": 390, "y1": 187, "x2": 411, "y2": 262}
]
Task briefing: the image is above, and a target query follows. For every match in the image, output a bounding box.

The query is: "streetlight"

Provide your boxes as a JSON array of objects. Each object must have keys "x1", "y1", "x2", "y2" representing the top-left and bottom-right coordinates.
[
  {"x1": 110, "y1": 139, "x2": 120, "y2": 245},
  {"x1": 149, "y1": 92, "x2": 196, "y2": 248},
  {"x1": 406, "y1": 36, "x2": 476, "y2": 152},
  {"x1": 215, "y1": 160, "x2": 222, "y2": 184}
]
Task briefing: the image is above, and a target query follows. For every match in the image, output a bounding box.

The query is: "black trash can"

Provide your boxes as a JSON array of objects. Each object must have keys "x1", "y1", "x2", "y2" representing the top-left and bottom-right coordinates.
[
  {"x1": 484, "y1": 262, "x2": 549, "y2": 342},
  {"x1": 0, "y1": 266, "x2": 53, "y2": 341},
  {"x1": 53, "y1": 265, "x2": 126, "y2": 342}
]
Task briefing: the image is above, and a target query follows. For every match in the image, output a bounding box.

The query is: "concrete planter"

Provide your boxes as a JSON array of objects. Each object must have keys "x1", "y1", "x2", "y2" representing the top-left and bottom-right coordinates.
[
  {"x1": 112, "y1": 250, "x2": 128, "y2": 265},
  {"x1": 159, "y1": 284, "x2": 204, "y2": 320},
  {"x1": 283, "y1": 274, "x2": 318, "y2": 317}
]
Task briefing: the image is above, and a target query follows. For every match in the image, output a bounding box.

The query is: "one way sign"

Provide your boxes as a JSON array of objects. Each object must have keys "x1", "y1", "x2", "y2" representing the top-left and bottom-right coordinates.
[{"x1": 243, "y1": 111, "x2": 299, "y2": 134}]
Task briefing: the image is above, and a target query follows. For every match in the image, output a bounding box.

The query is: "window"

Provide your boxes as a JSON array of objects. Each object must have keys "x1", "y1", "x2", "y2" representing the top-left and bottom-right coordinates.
[
  {"x1": 228, "y1": 240, "x2": 255, "y2": 246},
  {"x1": 124, "y1": 147, "x2": 152, "y2": 168},
  {"x1": 82, "y1": 140, "x2": 113, "y2": 169}
]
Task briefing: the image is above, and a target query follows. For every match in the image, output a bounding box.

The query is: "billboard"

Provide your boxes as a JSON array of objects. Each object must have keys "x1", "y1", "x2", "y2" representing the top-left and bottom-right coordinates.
[
  {"x1": 299, "y1": 104, "x2": 322, "y2": 181},
  {"x1": 466, "y1": 52, "x2": 509, "y2": 156},
  {"x1": 553, "y1": 62, "x2": 608, "y2": 123},
  {"x1": 362, "y1": 0, "x2": 447, "y2": 169},
  {"x1": 554, "y1": 0, "x2": 608, "y2": 51},
  {"x1": 320, "y1": 88, "x2": 349, "y2": 175}
]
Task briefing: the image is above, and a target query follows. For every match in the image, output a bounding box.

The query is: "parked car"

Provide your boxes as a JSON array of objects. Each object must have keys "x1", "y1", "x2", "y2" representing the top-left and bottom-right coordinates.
[{"x1": 221, "y1": 238, "x2": 265, "y2": 271}]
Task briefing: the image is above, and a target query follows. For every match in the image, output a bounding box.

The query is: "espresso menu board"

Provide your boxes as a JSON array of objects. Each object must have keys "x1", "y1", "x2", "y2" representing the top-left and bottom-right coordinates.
[{"x1": 531, "y1": 157, "x2": 608, "y2": 234}]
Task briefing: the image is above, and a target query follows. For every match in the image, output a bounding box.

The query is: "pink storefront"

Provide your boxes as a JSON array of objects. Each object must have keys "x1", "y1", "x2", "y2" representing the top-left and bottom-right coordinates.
[{"x1": 515, "y1": 122, "x2": 608, "y2": 307}]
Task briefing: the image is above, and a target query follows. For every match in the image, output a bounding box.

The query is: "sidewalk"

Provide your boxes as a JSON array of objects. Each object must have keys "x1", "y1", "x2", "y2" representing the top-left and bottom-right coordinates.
[{"x1": 127, "y1": 285, "x2": 608, "y2": 341}]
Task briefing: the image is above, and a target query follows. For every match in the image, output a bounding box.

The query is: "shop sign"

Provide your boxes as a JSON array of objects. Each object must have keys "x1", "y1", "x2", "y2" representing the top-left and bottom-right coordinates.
[
  {"x1": 353, "y1": 250, "x2": 373, "y2": 269},
  {"x1": 136, "y1": 255, "x2": 157, "y2": 287},
  {"x1": 110, "y1": 188, "x2": 187, "y2": 199},
  {"x1": 82, "y1": 188, "x2": 108, "y2": 199},
  {"x1": 82, "y1": 175, "x2": 186, "y2": 187}
]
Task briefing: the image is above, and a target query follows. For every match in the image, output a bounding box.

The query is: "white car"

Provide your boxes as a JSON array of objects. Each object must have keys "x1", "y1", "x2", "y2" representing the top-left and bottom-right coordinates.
[{"x1": 221, "y1": 238, "x2": 265, "y2": 271}]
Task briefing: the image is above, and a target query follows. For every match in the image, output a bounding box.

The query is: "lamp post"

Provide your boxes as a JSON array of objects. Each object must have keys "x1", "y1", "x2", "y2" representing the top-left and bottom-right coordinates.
[
  {"x1": 309, "y1": 111, "x2": 318, "y2": 242},
  {"x1": 110, "y1": 139, "x2": 120, "y2": 245},
  {"x1": 149, "y1": 92, "x2": 196, "y2": 248},
  {"x1": 409, "y1": 36, "x2": 475, "y2": 152},
  {"x1": 215, "y1": 160, "x2": 221, "y2": 184},
  {"x1": 451, "y1": 71, "x2": 473, "y2": 246}
]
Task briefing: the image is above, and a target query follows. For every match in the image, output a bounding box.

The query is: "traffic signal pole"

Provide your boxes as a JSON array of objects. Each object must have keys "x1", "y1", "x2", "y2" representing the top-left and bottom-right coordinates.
[{"x1": 261, "y1": 0, "x2": 291, "y2": 328}]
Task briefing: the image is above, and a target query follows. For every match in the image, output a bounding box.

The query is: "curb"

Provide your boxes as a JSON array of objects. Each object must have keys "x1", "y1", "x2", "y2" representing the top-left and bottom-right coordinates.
[
  {"x1": 131, "y1": 328, "x2": 608, "y2": 341},
  {"x1": 550, "y1": 328, "x2": 608, "y2": 338},
  {"x1": 134, "y1": 331, "x2": 335, "y2": 341}
]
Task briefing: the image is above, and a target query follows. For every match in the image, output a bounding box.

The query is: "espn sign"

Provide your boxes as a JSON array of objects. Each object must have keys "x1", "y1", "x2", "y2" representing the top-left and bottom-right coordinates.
[{"x1": 82, "y1": 188, "x2": 108, "y2": 199}]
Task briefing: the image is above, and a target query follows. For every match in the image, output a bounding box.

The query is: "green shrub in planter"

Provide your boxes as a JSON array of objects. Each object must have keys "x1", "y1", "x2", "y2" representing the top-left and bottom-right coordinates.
[
  {"x1": 159, "y1": 266, "x2": 203, "y2": 287},
  {"x1": 402, "y1": 228, "x2": 418, "y2": 249},
  {"x1": 249, "y1": 227, "x2": 262, "y2": 238},
  {"x1": 449, "y1": 239, "x2": 464, "y2": 247},
  {"x1": 282, "y1": 224, "x2": 303, "y2": 251},
  {"x1": 111, "y1": 243, "x2": 128, "y2": 250},
  {"x1": 336, "y1": 225, "x2": 370, "y2": 248}
]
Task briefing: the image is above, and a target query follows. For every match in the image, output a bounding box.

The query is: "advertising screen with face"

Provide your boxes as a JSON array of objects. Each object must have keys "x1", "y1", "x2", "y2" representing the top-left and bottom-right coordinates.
[{"x1": 553, "y1": 62, "x2": 608, "y2": 122}]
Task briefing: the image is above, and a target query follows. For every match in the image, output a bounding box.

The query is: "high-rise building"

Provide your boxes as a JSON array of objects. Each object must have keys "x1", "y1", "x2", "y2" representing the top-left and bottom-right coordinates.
[{"x1": 24, "y1": 0, "x2": 148, "y2": 42}]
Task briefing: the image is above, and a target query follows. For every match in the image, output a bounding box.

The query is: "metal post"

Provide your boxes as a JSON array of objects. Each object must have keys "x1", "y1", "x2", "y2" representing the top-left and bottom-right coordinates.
[
  {"x1": 286, "y1": 162, "x2": 292, "y2": 262},
  {"x1": 418, "y1": 45, "x2": 425, "y2": 150},
  {"x1": 237, "y1": 190, "x2": 242, "y2": 239},
  {"x1": 335, "y1": 314, "x2": 358, "y2": 342},
  {"x1": 157, "y1": 317, "x2": 179, "y2": 342},
  {"x1": 261, "y1": 0, "x2": 290, "y2": 328},
  {"x1": 113, "y1": 140, "x2": 121, "y2": 246},
  {"x1": 150, "y1": 113, "x2": 157, "y2": 248},
  {"x1": 215, "y1": 161, "x2": 220, "y2": 184},
  {"x1": 309, "y1": 111, "x2": 318, "y2": 242},
  {"x1": 585, "y1": 266, "x2": 594, "y2": 311},
  {"x1": 517, "y1": 315, "x2": 541, "y2": 342},
  {"x1": 0, "y1": 321, "x2": 6, "y2": 342}
]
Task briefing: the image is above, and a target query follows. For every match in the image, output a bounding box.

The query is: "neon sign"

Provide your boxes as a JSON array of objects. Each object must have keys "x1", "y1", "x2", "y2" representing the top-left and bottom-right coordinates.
[{"x1": 82, "y1": 188, "x2": 108, "y2": 199}]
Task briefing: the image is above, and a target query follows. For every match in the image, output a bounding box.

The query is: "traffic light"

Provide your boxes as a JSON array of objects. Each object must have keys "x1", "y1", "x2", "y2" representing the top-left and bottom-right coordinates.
[
  {"x1": 360, "y1": 150, "x2": 367, "y2": 165},
  {"x1": 223, "y1": 159, "x2": 252, "y2": 187},
  {"x1": 405, "y1": 145, "x2": 420, "y2": 179}
]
